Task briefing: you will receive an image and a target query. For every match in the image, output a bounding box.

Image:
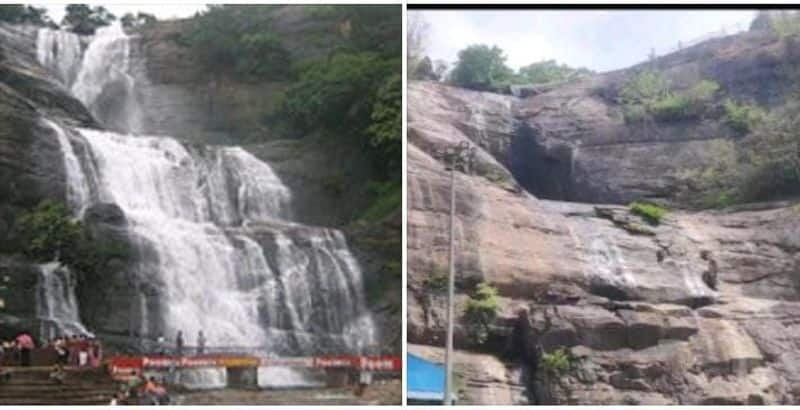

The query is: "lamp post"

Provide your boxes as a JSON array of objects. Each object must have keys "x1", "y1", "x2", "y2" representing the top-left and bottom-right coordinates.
[{"x1": 436, "y1": 141, "x2": 476, "y2": 405}]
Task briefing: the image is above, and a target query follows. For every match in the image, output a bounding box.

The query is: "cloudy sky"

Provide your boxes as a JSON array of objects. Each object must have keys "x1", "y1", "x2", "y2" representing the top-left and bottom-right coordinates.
[
  {"x1": 413, "y1": 9, "x2": 759, "y2": 73},
  {"x1": 37, "y1": 4, "x2": 207, "y2": 23}
]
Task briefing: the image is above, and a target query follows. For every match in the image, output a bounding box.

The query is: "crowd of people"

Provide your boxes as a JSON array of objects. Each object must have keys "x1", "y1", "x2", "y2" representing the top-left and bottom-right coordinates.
[{"x1": 0, "y1": 332, "x2": 101, "y2": 368}]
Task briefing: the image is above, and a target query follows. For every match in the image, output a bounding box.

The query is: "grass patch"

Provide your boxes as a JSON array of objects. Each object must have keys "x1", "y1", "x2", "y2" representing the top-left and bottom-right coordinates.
[
  {"x1": 540, "y1": 347, "x2": 572, "y2": 376},
  {"x1": 629, "y1": 201, "x2": 667, "y2": 225}
]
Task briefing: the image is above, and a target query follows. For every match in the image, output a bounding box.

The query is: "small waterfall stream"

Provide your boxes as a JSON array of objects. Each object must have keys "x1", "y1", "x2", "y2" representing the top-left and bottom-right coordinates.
[{"x1": 33, "y1": 23, "x2": 376, "y2": 385}]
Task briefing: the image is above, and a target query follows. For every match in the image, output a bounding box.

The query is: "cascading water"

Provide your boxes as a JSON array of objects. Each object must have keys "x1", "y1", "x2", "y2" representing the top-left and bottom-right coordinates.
[
  {"x1": 33, "y1": 22, "x2": 376, "y2": 385},
  {"x1": 36, "y1": 262, "x2": 90, "y2": 340},
  {"x1": 36, "y1": 27, "x2": 83, "y2": 86}
]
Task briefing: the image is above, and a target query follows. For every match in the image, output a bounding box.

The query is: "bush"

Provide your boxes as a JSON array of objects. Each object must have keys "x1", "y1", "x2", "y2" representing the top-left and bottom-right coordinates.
[
  {"x1": 16, "y1": 200, "x2": 83, "y2": 263},
  {"x1": 120, "y1": 12, "x2": 156, "y2": 29},
  {"x1": 516, "y1": 60, "x2": 591, "y2": 85},
  {"x1": 629, "y1": 202, "x2": 667, "y2": 225},
  {"x1": 540, "y1": 348, "x2": 571, "y2": 376},
  {"x1": 449, "y1": 44, "x2": 514, "y2": 92},
  {"x1": 423, "y1": 270, "x2": 448, "y2": 294},
  {"x1": 15, "y1": 200, "x2": 132, "y2": 277},
  {"x1": 621, "y1": 73, "x2": 719, "y2": 123},
  {"x1": 650, "y1": 94, "x2": 693, "y2": 121},
  {"x1": 463, "y1": 282, "x2": 499, "y2": 345},
  {"x1": 724, "y1": 99, "x2": 766, "y2": 133},
  {"x1": 620, "y1": 70, "x2": 671, "y2": 108}
]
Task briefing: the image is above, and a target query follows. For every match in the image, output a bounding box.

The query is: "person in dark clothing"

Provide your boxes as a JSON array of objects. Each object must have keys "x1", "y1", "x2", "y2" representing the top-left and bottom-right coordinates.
[
  {"x1": 175, "y1": 331, "x2": 184, "y2": 357},
  {"x1": 197, "y1": 330, "x2": 206, "y2": 355}
]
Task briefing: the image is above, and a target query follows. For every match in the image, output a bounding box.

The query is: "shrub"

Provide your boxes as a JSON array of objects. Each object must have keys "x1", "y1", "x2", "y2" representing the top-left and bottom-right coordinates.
[
  {"x1": 463, "y1": 282, "x2": 500, "y2": 345},
  {"x1": 15, "y1": 200, "x2": 132, "y2": 277},
  {"x1": 686, "y1": 80, "x2": 720, "y2": 103},
  {"x1": 650, "y1": 94, "x2": 693, "y2": 121},
  {"x1": 423, "y1": 271, "x2": 448, "y2": 293},
  {"x1": 629, "y1": 201, "x2": 667, "y2": 225},
  {"x1": 449, "y1": 44, "x2": 514, "y2": 92},
  {"x1": 724, "y1": 99, "x2": 766, "y2": 133},
  {"x1": 540, "y1": 347, "x2": 571, "y2": 376},
  {"x1": 619, "y1": 70, "x2": 670, "y2": 108},
  {"x1": 16, "y1": 200, "x2": 83, "y2": 262},
  {"x1": 516, "y1": 60, "x2": 592, "y2": 85}
]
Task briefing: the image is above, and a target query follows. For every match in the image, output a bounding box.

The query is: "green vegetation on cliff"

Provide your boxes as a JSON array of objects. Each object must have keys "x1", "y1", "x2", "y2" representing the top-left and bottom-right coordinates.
[
  {"x1": 15, "y1": 200, "x2": 132, "y2": 278},
  {"x1": 0, "y1": 4, "x2": 51, "y2": 26},
  {"x1": 620, "y1": 71, "x2": 719, "y2": 122},
  {"x1": 463, "y1": 282, "x2": 500, "y2": 345},
  {"x1": 183, "y1": 5, "x2": 401, "y2": 222},
  {"x1": 445, "y1": 44, "x2": 591, "y2": 92},
  {"x1": 62, "y1": 4, "x2": 116, "y2": 35},
  {"x1": 540, "y1": 348, "x2": 572, "y2": 376},
  {"x1": 629, "y1": 202, "x2": 667, "y2": 225}
]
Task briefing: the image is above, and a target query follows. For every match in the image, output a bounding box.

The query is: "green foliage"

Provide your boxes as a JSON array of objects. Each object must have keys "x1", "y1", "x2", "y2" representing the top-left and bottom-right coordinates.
[
  {"x1": 540, "y1": 348, "x2": 571, "y2": 376},
  {"x1": 367, "y1": 73, "x2": 402, "y2": 172},
  {"x1": 770, "y1": 11, "x2": 800, "y2": 37},
  {"x1": 621, "y1": 71, "x2": 720, "y2": 122},
  {"x1": 723, "y1": 99, "x2": 766, "y2": 133},
  {"x1": 423, "y1": 270, "x2": 448, "y2": 294},
  {"x1": 649, "y1": 94, "x2": 693, "y2": 121},
  {"x1": 184, "y1": 5, "x2": 291, "y2": 82},
  {"x1": 516, "y1": 60, "x2": 591, "y2": 85},
  {"x1": 620, "y1": 70, "x2": 671, "y2": 108},
  {"x1": 0, "y1": 4, "x2": 50, "y2": 26},
  {"x1": 449, "y1": 44, "x2": 514, "y2": 92},
  {"x1": 15, "y1": 200, "x2": 132, "y2": 278},
  {"x1": 629, "y1": 201, "x2": 667, "y2": 225},
  {"x1": 359, "y1": 180, "x2": 401, "y2": 222},
  {"x1": 16, "y1": 200, "x2": 83, "y2": 262},
  {"x1": 62, "y1": 4, "x2": 116, "y2": 35},
  {"x1": 463, "y1": 282, "x2": 500, "y2": 345},
  {"x1": 120, "y1": 12, "x2": 156, "y2": 29}
]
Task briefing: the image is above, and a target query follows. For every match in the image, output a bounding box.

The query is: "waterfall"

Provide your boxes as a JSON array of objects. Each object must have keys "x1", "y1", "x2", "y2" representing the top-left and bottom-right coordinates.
[
  {"x1": 43, "y1": 118, "x2": 91, "y2": 215},
  {"x1": 36, "y1": 262, "x2": 90, "y2": 340},
  {"x1": 36, "y1": 27, "x2": 83, "y2": 86},
  {"x1": 34, "y1": 20, "x2": 376, "y2": 364},
  {"x1": 70, "y1": 22, "x2": 144, "y2": 133}
]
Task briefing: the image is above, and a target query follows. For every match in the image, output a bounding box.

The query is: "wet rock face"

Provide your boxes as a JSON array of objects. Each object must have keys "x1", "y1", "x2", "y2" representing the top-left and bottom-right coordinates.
[{"x1": 408, "y1": 28, "x2": 800, "y2": 404}]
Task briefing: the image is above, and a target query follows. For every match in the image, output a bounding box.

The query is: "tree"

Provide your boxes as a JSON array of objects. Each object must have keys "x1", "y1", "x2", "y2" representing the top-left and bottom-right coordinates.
[
  {"x1": 449, "y1": 44, "x2": 513, "y2": 92},
  {"x1": 62, "y1": 4, "x2": 116, "y2": 35},
  {"x1": 121, "y1": 12, "x2": 156, "y2": 29},
  {"x1": 0, "y1": 4, "x2": 50, "y2": 26}
]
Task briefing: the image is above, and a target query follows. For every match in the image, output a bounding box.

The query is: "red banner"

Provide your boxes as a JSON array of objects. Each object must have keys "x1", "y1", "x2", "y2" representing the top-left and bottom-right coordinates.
[{"x1": 106, "y1": 355, "x2": 402, "y2": 373}]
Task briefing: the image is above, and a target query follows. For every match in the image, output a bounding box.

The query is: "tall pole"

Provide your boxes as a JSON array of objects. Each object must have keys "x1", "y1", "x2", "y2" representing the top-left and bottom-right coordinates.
[{"x1": 444, "y1": 163, "x2": 455, "y2": 405}]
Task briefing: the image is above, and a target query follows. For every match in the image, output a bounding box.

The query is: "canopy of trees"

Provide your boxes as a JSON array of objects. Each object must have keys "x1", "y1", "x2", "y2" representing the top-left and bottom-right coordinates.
[
  {"x1": 0, "y1": 4, "x2": 51, "y2": 26},
  {"x1": 120, "y1": 12, "x2": 156, "y2": 29},
  {"x1": 62, "y1": 4, "x2": 116, "y2": 35},
  {"x1": 183, "y1": 5, "x2": 401, "y2": 217},
  {"x1": 448, "y1": 44, "x2": 591, "y2": 93},
  {"x1": 449, "y1": 44, "x2": 514, "y2": 92}
]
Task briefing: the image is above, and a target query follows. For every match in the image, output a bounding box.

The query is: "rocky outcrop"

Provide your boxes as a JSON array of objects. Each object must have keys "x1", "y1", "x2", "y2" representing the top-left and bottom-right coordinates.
[
  {"x1": 408, "y1": 27, "x2": 800, "y2": 404},
  {"x1": 0, "y1": 23, "x2": 101, "y2": 337}
]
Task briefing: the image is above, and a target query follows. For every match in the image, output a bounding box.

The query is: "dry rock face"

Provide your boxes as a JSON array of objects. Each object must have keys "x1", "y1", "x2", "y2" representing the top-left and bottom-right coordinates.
[{"x1": 408, "y1": 27, "x2": 800, "y2": 404}]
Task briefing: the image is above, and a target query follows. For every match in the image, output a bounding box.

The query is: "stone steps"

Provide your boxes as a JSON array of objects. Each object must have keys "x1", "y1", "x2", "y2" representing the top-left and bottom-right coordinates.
[{"x1": 0, "y1": 367, "x2": 120, "y2": 405}]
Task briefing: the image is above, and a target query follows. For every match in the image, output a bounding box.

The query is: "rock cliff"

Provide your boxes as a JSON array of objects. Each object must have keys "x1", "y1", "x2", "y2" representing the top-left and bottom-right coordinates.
[{"x1": 408, "y1": 26, "x2": 800, "y2": 404}]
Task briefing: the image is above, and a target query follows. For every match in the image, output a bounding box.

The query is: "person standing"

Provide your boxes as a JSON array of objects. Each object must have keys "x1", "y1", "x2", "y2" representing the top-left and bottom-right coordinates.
[
  {"x1": 15, "y1": 333, "x2": 34, "y2": 367},
  {"x1": 175, "y1": 331, "x2": 184, "y2": 357},
  {"x1": 197, "y1": 330, "x2": 206, "y2": 355}
]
